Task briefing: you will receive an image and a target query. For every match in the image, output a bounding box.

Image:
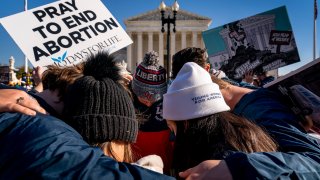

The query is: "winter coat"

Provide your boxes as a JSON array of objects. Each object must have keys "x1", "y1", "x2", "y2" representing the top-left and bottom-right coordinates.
[
  {"x1": 226, "y1": 88, "x2": 320, "y2": 179},
  {"x1": 0, "y1": 112, "x2": 174, "y2": 180}
]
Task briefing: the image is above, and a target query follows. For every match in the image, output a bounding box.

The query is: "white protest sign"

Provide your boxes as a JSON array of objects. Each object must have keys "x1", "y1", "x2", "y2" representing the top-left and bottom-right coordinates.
[{"x1": 0, "y1": 0, "x2": 132, "y2": 68}]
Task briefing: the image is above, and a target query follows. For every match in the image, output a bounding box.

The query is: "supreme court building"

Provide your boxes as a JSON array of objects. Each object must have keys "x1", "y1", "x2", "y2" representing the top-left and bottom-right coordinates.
[{"x1": 123, "y1": 7, "x2": 212, "y2": 72}]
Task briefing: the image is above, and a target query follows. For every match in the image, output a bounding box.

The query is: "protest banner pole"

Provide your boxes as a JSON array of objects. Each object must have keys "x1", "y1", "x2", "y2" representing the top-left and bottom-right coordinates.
[
  {"x1": 24, "y1": 0, "x2": 28, "y2": 73},
  {"x1": 314, "y1": 0, "x2": 317, "y2": 60}
]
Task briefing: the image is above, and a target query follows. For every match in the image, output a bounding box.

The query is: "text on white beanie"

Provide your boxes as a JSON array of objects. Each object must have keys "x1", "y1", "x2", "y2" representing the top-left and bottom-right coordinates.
[{"x1": 163, "y1": 62, "x2": 230, "y2": 121}]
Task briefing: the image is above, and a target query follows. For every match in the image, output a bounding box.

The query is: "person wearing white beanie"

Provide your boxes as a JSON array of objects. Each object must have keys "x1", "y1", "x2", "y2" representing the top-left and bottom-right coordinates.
[
  {"x1": 163, "y1": 62, "x2": 230, "y2": 121},
  {"x1": 163, "y1": 62, "x2": 277, "y2": 177}
]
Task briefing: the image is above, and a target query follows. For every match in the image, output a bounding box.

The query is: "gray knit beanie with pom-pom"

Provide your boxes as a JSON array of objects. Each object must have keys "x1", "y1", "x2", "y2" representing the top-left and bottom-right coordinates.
[{"x1": 132, "y1": 51, "x2": 167, "y2": 102}]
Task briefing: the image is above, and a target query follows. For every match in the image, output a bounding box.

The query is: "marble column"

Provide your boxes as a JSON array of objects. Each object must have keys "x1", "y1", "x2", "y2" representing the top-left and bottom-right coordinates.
[
  {"x1": 126, "y1": 32, "x2": 132, "y2": 71},
  {"x1": 170, "y1": 32, "x2": 176, "y2": 73},
  {"x1": 200, "y1": 36, "x2": 205, "y2": 49},
  {"x1": 148, "y1": 32, "x2": 153, "y2": 52},
  {"x1": 137, "y1": 32, "x2": 143, "y2": 63},
  {"x1": 181, "y1": 31, "x2": 187, "y2": 49},
  {"x1": 192, "y1": 31, "x2": 198, "y2": 47},
  {"x1": 159, "y1": 32, "x2": 164, "y2": 66},
  {"x1": 170, "y1": 32, "x2": 176, "y2": 56}
]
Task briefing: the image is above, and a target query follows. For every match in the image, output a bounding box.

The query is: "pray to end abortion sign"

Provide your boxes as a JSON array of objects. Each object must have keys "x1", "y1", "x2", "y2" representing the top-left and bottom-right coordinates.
[{"x1": 0, "y1": 0, "x2": 132, "y2": 68}]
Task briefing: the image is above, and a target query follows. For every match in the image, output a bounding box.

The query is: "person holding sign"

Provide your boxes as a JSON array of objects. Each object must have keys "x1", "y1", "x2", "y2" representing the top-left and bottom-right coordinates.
[{"x1": 255, "y1": 70, "x2": 275, "y2": 87}]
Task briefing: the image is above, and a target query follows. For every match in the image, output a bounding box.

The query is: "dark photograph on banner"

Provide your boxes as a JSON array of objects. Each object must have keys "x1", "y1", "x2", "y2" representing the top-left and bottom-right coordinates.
[
  {"x1": 202, "y1": 6, "x2": 300, "y2": 80},
  {"x1": 266, "y1": 59, "x2": 320, "y2": 133}
]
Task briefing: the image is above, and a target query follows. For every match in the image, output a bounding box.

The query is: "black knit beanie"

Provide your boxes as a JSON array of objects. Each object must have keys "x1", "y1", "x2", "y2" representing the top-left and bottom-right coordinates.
[{"x1": 63, "y1": 52, "x2": 138, "y2": 144}]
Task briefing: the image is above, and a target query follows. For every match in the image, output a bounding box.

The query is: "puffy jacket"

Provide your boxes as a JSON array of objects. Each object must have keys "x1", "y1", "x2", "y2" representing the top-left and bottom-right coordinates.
[
  {"x1": 0, "y1": 112, "x2": 174, "y2": 180},
  {"x1": 225, "y1": 88, "x2": 320, "y2": 179}
]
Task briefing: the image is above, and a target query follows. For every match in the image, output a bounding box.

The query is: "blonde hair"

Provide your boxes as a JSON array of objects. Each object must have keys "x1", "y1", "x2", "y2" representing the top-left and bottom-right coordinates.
[{"x1": 97, "y1": 141, "x2": 134, "y2": 163}]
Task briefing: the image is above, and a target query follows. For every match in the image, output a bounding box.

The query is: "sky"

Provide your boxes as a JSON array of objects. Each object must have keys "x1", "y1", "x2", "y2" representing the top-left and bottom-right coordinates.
[{"x1": 0, "y1": 0, "x2": 317, "y2": 76}]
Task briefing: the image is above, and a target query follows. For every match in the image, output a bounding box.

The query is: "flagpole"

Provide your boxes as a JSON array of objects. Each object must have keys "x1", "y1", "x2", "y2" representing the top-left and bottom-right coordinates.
[
  {"x1": 314, "y1": 0, "x2": 317, "y2": 60},
  {"x1": 24, "y1": 0, "x2": 28, "y2": 73}
]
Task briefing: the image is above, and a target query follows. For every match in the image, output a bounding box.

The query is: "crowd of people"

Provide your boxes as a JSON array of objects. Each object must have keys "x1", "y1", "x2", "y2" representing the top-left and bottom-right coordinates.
[{"x1": 0, "y1": 47, "x2": 320, "y2": 179}]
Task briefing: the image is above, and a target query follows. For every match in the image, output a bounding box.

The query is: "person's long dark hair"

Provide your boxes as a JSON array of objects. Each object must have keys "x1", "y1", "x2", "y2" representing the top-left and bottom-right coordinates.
[
  {"x1": 172, "y1": 47, "x2": 208, "y2": 79},
  {"x1": 172, "y1": 111, "x2": 278, "y2": 174}
]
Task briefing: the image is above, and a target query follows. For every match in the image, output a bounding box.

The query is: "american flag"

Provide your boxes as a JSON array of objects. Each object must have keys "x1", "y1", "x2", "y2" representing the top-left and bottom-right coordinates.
[{"x1": 315, "y1": 0, "x2": 318, "y2": 20}]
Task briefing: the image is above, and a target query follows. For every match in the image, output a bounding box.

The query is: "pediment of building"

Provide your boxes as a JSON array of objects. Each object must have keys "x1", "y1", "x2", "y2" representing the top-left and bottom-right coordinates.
[
  {"x1": 240, "y1": 15, "x2": 275, "y2": 25},
  {"x1": 219, "y1": 14, "x2": 275, "y2": 34},
  {"x1": 125, "y1": 7, "x2": 211, "y2": 22}
]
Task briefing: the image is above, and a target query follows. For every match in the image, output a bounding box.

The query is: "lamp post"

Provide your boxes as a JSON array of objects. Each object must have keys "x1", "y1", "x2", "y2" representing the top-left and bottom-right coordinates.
[{"x1": 159, "y1": 0, "x2": 179, "y2": 80}]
